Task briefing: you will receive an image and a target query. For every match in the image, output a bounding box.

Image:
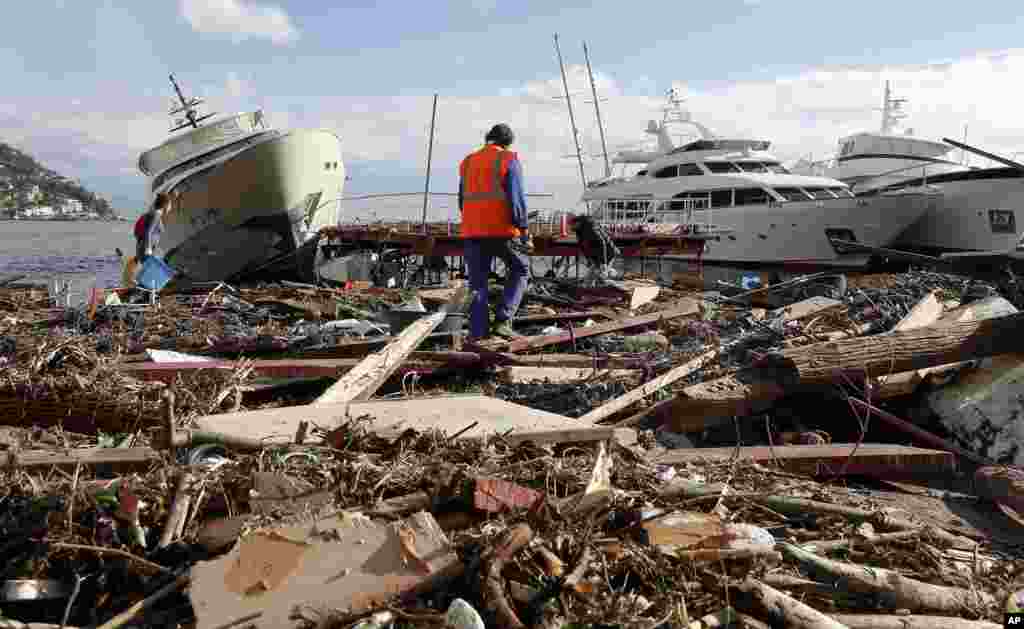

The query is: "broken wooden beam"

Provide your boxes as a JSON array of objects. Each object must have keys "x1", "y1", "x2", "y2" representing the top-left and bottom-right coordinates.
[
  {"x1": 313, "y1": 285, "x2": 468, "y2": 405},
  {"x1": 579, "y1": 348, "x2": 719, "y2": 425},
  {"x1": 873, "y1": 291, "x2": 943, "y2": 397},
  {"x1": 647, "y1": 443, "x2": 955, "y2": 478},
  {"x1": 494, "y1": 366, "x2": 639, "y2": 384},
  {"x1": 662, "y1": 310, "x2": 1024, "y2": 432},
  {"x1": 2, "y1": 447, "x2": 161, "y2": 470},
  {"x1": 498, "y1": 302, "x2": 700, "y2": 353},
  {"x1": 770, "y1": 296, "x2": 845, "y2": 322},
  {"x1": 119, "y1": 355, "x2": 475, "y2": 384}
]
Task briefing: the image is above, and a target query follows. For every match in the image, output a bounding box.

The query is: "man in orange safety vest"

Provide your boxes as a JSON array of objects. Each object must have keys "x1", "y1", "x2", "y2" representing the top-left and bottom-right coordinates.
[{"x1": 459, "y1": 123, "x2": 532, "y2": 340}]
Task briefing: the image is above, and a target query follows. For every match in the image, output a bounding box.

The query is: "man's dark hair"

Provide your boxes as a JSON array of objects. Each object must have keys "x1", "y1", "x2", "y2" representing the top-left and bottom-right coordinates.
[{"x1": 485, "y1": 124, "x2": 515, "y2": 147}]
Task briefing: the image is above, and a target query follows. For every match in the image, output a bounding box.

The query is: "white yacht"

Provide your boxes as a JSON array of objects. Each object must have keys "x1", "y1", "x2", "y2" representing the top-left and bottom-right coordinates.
[
  {"x1": 137, "y1": 75, "x2": 345, "y2": 281},
  {"x1": 794, "y1": 81, "x2": 1024, "y2": 253},
  {"x1": 582, "y1": 89, "x2": 936, "y2": 266}
]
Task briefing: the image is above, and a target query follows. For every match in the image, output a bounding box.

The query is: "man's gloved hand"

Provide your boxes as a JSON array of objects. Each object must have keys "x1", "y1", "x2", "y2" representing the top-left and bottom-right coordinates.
[{"x1": 511, "y1": 233, "x2": 534, "y2": 255}]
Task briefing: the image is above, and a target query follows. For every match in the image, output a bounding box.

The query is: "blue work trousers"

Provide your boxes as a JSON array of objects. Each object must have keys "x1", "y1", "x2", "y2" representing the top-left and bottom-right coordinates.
[{"x1": 464, "y1": 238, "x2": 529, "y2": 338}]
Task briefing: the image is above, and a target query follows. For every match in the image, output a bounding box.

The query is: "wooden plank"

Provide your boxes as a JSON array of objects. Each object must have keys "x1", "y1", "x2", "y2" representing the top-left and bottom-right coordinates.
[
  {"x1": 874, "y1": 291, "x2": 943, "y2": 396},
  {"x1": 648, "y1": 443, "x2": 955, "y2": 478},
  {"x1": 193, "y1": 395, "x2": 637, "y2": 448},
  {"x1": 118, "y1": 356, "x2": 467, "y2": 384},
  {"x1": 313, "y1": 285, "x2": 468, "y2": 406},
  {"x1": 498, "y1": 303, "x2": 700, "y2": 353},
  {"x1": 497, "y1": 353, "x2": 648, "y2": 369},
  {"x1": 579, "y1": 349, "x2": 719, "y2": 424},
  {"x1": 769, "y1": 296, "x2": 845, "y2": 322},
  {"x1": 2, "y1": 447, "x2": 161, "y2": 470},
  {"x1": 495, "y1": 366, "x2": 639, "y2": 384}
]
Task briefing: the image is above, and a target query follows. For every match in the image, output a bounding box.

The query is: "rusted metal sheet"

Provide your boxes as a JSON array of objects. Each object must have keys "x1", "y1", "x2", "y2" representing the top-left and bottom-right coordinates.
[{"x1": 648, "y1": 443, "x2": 955, "y2": 478}]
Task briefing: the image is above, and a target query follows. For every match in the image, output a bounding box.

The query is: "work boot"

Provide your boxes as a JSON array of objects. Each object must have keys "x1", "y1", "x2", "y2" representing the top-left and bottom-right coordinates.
[{"x1": 490, "y1": 319, "x2": 521, "y2": 339}]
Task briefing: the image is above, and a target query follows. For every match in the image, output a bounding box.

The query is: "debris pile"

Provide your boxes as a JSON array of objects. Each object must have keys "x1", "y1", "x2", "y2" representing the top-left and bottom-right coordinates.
[{"x1": 0, "y1": 268, "x2": 1022, "y2": 628}]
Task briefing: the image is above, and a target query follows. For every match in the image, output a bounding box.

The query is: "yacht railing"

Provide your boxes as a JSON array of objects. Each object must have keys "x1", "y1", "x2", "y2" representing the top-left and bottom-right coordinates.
[
  {"x1": 585, "y1": 196, "x2": 731, "y2": 236},
  {"x1": 850, "y1": 163, "x2": 937, "y2": 193}
]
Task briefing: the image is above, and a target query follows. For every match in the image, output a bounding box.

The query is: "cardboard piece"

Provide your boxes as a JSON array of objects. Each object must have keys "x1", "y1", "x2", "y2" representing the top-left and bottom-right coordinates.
[{"x1": 189, "y1": 511, "x2": 457, "y2": 629}]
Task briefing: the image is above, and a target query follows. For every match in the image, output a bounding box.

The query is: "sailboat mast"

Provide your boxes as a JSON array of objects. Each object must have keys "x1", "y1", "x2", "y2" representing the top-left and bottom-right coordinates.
[
  {"x1": 583, "y1": 42, "x2": 611, "y2": 178},
  {"x1": 169, "y1": 73, "x2": 199, "y2": 129},
  {"x1": 554, "y1": 34, "x2": 588, "y2": 188}
]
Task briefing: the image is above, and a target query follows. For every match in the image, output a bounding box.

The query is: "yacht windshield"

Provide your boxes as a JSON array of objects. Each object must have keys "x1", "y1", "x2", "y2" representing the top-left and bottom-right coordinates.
[
  {"x1": 736, "y1": 161, "x2": 769, "y2": 173},
  {"x1": 764, "y1": 162, "x2": 790, "y2": 174},
  {"x1": 773, "y1": 187, "x2": 812, "y2": 202},
  {"x1": 803, "y1": 187, "x2": 837, "y2": 200},
  {"x1": 704, "y1": 161, "x2": 742, "y2": 174}
]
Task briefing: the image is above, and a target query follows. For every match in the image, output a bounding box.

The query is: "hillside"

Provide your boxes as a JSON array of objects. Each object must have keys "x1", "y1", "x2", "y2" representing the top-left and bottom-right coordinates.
[{"x1": 0, "y1": 142, "x2": 116, "y2": 219}]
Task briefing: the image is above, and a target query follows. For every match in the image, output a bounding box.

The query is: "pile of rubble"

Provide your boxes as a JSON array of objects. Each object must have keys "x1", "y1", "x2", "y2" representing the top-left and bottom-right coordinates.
[{"x1": 0, "y1": 268, "x2": 1022, "y2": 628}]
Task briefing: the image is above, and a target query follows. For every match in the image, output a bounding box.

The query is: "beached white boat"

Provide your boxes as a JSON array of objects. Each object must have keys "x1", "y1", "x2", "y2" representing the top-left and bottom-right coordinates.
[
  {"x1": 582, "y1": 89, "x2": 937, "y2": 266},
  {"x1": 137, "y1": 75, "x2": 345, "y2": 281},
  {"x1": 793, "y1": 81, "x2": 1024, "y2": 253}
]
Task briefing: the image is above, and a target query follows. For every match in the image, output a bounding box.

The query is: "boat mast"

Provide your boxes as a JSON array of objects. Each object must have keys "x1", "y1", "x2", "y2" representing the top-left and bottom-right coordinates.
[
  {"x1": 582, "y1": 42, "x2": 611, "y2": 178},
  {"x1": 168, "y1": 73, "x2": 215, "y2": 133},
  {"x1": 421, "y1": 93, "x2": 439, "y2": 234},
  {"x1": 553, "y1": 34, "x2": 588, "y2": 189}
]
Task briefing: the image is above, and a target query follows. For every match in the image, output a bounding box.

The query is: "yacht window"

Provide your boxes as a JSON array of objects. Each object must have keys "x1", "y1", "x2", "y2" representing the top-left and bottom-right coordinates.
[
  {"x1": 772, "y1": 187, "x2": 812, "y2": 202},
  {"x1": 736, "y1": 161, "x2": 769, "y2": 173},
  {"x1": 705, "y1": 161, "x2": 742, "y2": 174},
  {"x1": 734, "y1": 188, "x2": 770, "y2": 206},
  {"x1": 840, "y1": 140, "x2": 854, "y2": 157},
  {"x1": 711, "y1": 190, "x2": 733, "y2": 208},
  {"x1": 803, "y1": 187, "x2": 837, "y2": 200},
  {"x1": 770, "y1": 187, "x2": 811, "y2": 201},
  {"x1": 829, "y1": 187, "x2": 855, "y2": 198},
  {"x1": 653, "y1": 165, "x2": 678, "y2": 178},
  {"x1": 678, "y1": 163, "x2": 705, "y2": 176},
  {"x1": 763, "y1": 162, "x2": 790, "y2": 174},
  {"x1": 673, "y1": 191, "x2": 711, "y2": 209},
  {"x1": 637, "y1": 169, "x2": 648, "y2": 176}
]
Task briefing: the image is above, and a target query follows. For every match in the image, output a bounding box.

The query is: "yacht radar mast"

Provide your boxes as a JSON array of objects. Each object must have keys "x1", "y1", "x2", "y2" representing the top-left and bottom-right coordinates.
[
  {"x1": 168, "y1": 74, "x2": 217, "y2": 133},
  {"x1": 879, "y1": 80, "x2": 912, "y2": 136}
]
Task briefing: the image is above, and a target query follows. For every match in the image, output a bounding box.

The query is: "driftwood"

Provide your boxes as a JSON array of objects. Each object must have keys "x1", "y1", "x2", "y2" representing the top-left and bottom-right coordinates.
[
  {"x1": 830, "y1": 615, "x2": 1001, "y2": 629},
  {"x1": 661, "y1": 310, "x2": 1024, "y2": 432},
  {"x1": 313, "y1": 285, "x2": 469, "y2": 405},
  {"x1": 779, "y1": 542, "x2": 995, "y2": 613},
  {"x1": 732, "y1": 578, "x2": 850, "y2": 629},
  {"x1": 580, "y1": 348, "x2": 718, "y2": 424},
  {"x1": 484, "y1": 524, "x2": 533, "y2": 629}
]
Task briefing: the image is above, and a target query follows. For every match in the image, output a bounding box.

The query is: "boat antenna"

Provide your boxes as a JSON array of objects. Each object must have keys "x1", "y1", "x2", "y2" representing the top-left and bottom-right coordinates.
[
  {"x1": 553, "y1": 34, "x2": 588, "y2": 189},
  {"x1": 582, "y1": 41, "x2": 611, "y2": 178},
  {"x1": 168, "y1": 73, "x2": 216, "y2": 133},
  {"x1": 879, "y1": 80, "x2": 907, "y2": 135}
]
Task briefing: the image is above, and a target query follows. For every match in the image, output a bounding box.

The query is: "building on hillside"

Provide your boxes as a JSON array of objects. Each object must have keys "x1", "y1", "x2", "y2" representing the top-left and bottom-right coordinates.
[
  {"x1": 24, "y1": 206, "x2": 56, "y2": 218},
  {"x1": 62, "y1": 198, "x2": 85, "y2": 214}
]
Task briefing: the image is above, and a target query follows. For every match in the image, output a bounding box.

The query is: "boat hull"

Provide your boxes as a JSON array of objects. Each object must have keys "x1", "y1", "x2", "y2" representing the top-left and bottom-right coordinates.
[
  {"x1": 154, "y1": 129, "x2": 344, "y2": 281},
  {"x1": 589, "y1": 192, "x2": 934, "y2": 265},
  {"x1": 890, "y1": 177, "x2": 1024, "y2": 252}
]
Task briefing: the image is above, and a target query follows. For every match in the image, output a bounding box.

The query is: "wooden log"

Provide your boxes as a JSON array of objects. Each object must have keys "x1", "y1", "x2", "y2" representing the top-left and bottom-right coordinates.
[
  {"x1": 830, "y1": 615, "x2": 1000, "y2": 629},
  {"x1": 663, "y1": 310, "x2": 1024, "y2": 432},
  {"x1": 313, "y1": 285, "x2": 468, "y2": 405},
  {"x1": 120, "y1": 356, "x2": 461, "y2": 384},
  {"x1": 579, "y1": 349, "x2": 719, "y2": 424},
  {"x1": 497, "y1": 353, "x2": 648, "y2": 369},
  {"x1": 732, "y1": 578, "x2": 850, "y2": 629},
  {"x1": 778, "y1": 542, "x2": 996, "y2": 613},
  {"x1": 1, "y1": 447, "x2": 160, "y2": 470},
  {"x1": 499, "y1": 302, "x2": 700, "y2": 353},
  {"x1": 494, "y1": 366, "x2": 639, "y2": 384},
  {"x1": 768, "y1": 310, "x2": 1024, "y2": 387},
  {"x1": 873, "y1": 291, "x2": 943, "y2": 397},
  {"x1": 647, "y1": 443, "x2": 955, "y2": 478}
]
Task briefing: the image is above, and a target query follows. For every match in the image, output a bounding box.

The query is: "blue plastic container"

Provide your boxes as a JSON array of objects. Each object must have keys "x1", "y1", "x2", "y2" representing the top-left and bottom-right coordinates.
[{"x1": 136, "y1": 256, "x2": 175, "y2": 291}]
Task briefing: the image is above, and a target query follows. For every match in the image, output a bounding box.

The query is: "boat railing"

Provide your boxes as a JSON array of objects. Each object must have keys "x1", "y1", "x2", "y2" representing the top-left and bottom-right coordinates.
[
  {"x1": 585, "y1": 197, "x2": 731, "y2": 236},
  {"x1": 850, "y1": 163, "x2": 936, "y2": 193}
]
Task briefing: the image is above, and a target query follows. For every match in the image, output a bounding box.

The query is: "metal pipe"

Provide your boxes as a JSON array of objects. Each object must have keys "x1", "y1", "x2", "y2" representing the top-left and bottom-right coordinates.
[
  {"x1": 421, "y1": 93, "x2": 439, "y2": 234},
  {"x1": 583, "y1": 41, "x2": 611, "y2": 178},
  {"x1": 554, "y1": 34, "x2": 588, "y2": 189}
]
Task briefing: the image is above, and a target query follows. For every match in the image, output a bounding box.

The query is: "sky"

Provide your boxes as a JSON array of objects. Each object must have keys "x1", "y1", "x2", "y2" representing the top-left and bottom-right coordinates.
[{"x1": 3, "y1": 0, "x2": 1024, "y2": 218}]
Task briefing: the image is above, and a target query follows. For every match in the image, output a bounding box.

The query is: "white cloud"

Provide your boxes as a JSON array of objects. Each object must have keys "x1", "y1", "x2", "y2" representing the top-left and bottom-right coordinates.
[
  {"x1": 6, "y1": 48, "x2": 1024, "y2": 215},
  {"x1": 179, "y1": 0, "x2": 299, "y2": 45},
  {"x1": 225, "y1": 71, "x2": 249, "y2": 98}
]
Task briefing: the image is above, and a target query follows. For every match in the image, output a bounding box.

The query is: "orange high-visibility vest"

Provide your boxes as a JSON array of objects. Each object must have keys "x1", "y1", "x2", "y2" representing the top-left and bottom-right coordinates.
[{"x1": 459, "y1": 144, "x2": 521, "y2": 238}]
